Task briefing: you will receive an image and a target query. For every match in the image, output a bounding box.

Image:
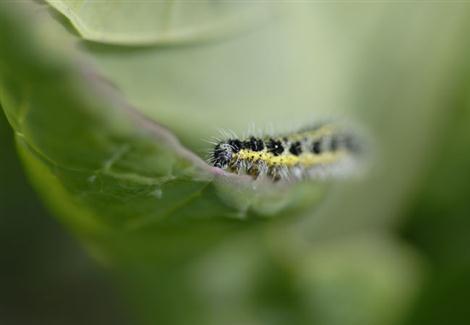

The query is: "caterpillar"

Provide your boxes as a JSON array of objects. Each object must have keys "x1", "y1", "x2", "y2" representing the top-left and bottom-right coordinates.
[{"x1": 209, "y1": 123, "x2": 364, "y2": 182}]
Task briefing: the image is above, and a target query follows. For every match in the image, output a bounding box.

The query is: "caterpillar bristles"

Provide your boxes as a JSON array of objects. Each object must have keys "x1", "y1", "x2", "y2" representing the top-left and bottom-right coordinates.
[{"x1": 208, "y1": 122, "x2": 365, "y2": 183}]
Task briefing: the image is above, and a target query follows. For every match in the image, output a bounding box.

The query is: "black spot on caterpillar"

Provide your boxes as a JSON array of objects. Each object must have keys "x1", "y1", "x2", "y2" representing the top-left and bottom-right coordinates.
[
  {"x1": 289, "y1": 141, "x2": 302, "y2": 156},
  {"x1": 209, "y1": 123, "x2": 365, "y2": 182},
  {"x1": 266, "y1": 139, "x2": 284, "y2": 156}
]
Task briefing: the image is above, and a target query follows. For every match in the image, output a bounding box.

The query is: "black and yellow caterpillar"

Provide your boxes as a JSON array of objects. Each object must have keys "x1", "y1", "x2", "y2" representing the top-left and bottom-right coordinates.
[{"x1": 209, "y1": 123, "x2": 364, "y2": 181}]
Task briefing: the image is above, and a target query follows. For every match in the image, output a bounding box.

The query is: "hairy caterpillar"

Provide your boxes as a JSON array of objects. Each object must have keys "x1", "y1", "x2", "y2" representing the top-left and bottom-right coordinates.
[{"x1": 209, "y1": 123, "x2": 364, "y2": 182}]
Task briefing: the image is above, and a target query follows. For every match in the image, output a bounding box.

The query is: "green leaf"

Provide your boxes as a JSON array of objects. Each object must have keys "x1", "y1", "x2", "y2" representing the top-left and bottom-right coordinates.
[
  {"x1": 46, "y1": 0, "x2": 274, "y2": 45},
  {"x1": 0, "y1": 2, "x2": 320, "y2": 229}
]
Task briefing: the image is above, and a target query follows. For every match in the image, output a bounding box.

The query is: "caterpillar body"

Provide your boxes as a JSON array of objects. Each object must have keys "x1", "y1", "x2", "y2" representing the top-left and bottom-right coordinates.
[{"x1": 209, "y1": 123, "x2": 364, "y2": 182}]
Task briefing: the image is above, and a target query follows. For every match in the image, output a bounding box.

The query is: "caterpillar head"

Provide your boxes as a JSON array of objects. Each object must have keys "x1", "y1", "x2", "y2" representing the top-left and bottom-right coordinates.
[{"x1": 211, "y1": 139, "x2": 243, "y2": 169}]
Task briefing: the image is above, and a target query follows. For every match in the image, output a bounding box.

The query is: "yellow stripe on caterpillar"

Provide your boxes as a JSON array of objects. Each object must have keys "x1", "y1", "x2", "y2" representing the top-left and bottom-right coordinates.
[{"x1": 235, "y1": 149, "x2": 347, "y2": 168}]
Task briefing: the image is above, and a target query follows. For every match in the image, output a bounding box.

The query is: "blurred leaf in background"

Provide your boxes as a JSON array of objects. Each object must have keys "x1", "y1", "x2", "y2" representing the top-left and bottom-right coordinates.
[
  {"x1": 0, "y1": 1, "x2": 470, "y2": 325},
  {"x1": 400, "y1": 64, "x2": 470, "y2": 325}
]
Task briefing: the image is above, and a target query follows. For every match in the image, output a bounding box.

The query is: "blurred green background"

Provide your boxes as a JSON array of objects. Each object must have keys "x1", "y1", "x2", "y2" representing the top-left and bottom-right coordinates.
[
  {"x1": 0, "y1": 107, "x2": 132, "y2": 325},
  {"x1": 1, "y1": 1, "x2": 470, "y2": 325}
]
